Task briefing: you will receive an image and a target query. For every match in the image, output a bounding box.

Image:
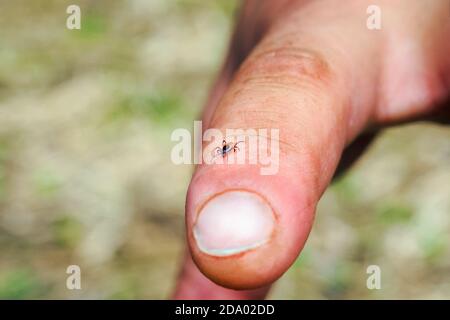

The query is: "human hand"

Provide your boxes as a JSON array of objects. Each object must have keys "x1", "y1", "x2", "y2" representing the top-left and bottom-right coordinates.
[{"x1": 173, "y1": 0, "x2": 450, "y2": 299}]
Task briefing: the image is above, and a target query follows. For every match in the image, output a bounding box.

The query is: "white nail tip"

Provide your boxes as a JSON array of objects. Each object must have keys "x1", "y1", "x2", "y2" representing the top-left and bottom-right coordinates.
[{"x1": 193, "y1": 191, "x2": 275, "y2": 256}]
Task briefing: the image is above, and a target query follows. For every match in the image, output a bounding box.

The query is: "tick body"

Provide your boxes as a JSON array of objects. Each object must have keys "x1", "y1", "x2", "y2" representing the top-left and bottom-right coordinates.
[{"x1": 213, "y1": 139, "x2": 243, "y2": 159}]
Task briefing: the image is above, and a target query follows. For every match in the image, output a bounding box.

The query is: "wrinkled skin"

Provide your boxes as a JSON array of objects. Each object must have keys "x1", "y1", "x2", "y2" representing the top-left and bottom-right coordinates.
[{"x1": 173, "y1": 0, "x2": 450, "y2": 299}]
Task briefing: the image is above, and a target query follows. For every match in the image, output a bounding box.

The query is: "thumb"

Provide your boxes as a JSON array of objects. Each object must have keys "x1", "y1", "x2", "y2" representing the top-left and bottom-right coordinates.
[{"x1": 186, "y1": 3, "x2": 379, "y2": 290}]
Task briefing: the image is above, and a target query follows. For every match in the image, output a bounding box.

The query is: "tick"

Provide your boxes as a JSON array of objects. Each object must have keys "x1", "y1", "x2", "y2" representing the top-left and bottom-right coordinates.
[{"x1": 213, "y1": 139, "x2": 243, "y2": 159}]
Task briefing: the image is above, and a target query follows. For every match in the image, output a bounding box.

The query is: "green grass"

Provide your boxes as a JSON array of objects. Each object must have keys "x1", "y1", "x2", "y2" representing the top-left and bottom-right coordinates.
[
  {"x1": 322, "y1": 263, "x2": 352, "y2": 299},
  {"x1": 71, "y1": 11, "x2": 107, "y2": 40},
  {"x1": 52, "y1": 216, "x2": 83, "y2": 248},
  {"x1": 106, "y1": 90, "x2": 188, "y2": 125},
  {"x1": 0, "y1": 138, "x2": 11, "y2": 202},
  {"x1": 376, "y1": 202, "x2": 414, "y2": 225},
  {"x1": 421, "y1": 232, "x2": 447, "y2": 264},
  {"x1": 332, "y1": 174, "x2": 360, "y2": 203},
  {"x1": 0, "y1": 269, "x2": 42, "y2": 299},
  {"x1": 33, "y1": 168, "x2": 63, "y2": 198}
]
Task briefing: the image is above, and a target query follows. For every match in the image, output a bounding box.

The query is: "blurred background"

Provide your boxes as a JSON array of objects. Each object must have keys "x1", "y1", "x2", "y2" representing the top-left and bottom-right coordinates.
[{"x1": 0, "y1": 0, "x2": 449, "y2": 299}]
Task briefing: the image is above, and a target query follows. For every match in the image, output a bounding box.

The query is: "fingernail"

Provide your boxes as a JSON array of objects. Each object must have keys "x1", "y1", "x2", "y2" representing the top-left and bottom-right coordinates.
[{"x1": 193, "y1": 190, "x2": 275, "y2": 256}]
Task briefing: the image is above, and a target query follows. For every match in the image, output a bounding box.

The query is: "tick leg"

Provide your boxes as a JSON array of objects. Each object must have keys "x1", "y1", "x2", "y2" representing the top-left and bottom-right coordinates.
[{"x1": 211, "y1": 147, "x2": 223, "y2": 160}]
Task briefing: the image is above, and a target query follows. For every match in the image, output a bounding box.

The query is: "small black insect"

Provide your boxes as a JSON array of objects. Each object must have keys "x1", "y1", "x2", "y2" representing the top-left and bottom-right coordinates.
[{"x1": 213, "y1": 139, "x2": 243, "y2": 159}]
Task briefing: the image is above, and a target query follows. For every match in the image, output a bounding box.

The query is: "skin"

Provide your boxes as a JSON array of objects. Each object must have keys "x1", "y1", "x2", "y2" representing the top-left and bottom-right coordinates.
[{"x1": 173, "y1": 0, "x2": 450, "y2": 299}]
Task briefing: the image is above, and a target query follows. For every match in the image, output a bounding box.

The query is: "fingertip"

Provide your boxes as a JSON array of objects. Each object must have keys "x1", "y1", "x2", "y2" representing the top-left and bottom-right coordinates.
[{"x1": 186, "y1": 165, "x2": 315, "y2": 289}]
